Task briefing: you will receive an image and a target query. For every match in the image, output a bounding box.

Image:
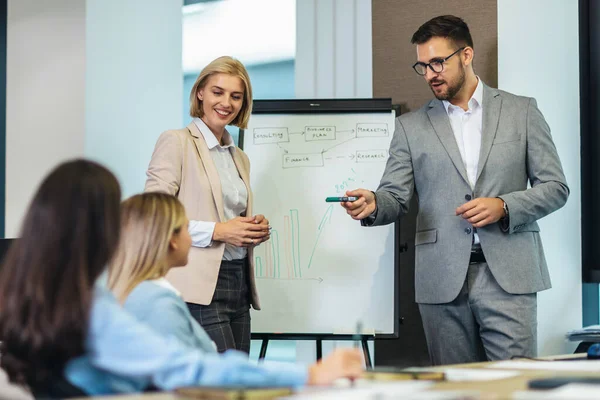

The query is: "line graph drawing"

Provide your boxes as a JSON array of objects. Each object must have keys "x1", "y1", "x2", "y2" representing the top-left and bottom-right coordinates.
[{"x1": 307, "y1": 205, "x2": 333, "y2": 270}]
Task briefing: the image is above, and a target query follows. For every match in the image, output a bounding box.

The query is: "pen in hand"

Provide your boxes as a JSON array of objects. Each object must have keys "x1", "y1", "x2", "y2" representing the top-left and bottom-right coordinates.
[{"x1": 351, "y1": 321, "x2": 363, "y2": 387}]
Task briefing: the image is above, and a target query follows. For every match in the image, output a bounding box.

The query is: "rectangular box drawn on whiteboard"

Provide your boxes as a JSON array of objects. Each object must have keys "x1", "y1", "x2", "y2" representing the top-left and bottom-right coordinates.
[
  {"x1": 356, "y1": 123, "x2": 389, "y2": 137},
  {"x1": 253, "y1": 127, "x2": 289, "y2": 144},
  {"x1": 305, "y1": 126, "x2": 336, "y2": 141},
  {"x1": 282, "y1": 153, "x2": 324, "y2": 168},
  {"x1": 355, "y1": 149, "x2": 388, "y2": 163}
]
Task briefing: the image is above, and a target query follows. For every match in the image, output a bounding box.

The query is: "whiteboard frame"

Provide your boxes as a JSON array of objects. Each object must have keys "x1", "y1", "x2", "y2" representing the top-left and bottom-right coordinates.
[{"x1": 241, "y1": 98, "x2": 401, "y2": 340}]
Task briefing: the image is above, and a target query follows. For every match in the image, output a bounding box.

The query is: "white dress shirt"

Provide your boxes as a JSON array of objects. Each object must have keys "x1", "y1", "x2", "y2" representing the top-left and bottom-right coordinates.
[
  {"x1": 188, "y1": 118, "x2": 248, "y2": 261},
  {"x1": 443, "y1": 77, "x2": 483, "y2": 244}
]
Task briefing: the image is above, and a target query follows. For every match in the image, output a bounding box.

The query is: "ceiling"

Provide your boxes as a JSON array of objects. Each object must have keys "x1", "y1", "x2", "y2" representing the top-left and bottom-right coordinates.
[{"x1": 182, "y1": 0, "x2": 296, "y2": 74}]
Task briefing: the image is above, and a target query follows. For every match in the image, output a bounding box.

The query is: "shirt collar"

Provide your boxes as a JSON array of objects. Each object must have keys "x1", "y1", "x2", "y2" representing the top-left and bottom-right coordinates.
[
  {"x1": 151, "y1": 277, "x2": 182, "y2": 297},
  {"x1": 193, "y1": 117, "x2": 235, "y2": 150},
  {"x1": 443, "y1": 77, "x2": 483, "y2": 114}
]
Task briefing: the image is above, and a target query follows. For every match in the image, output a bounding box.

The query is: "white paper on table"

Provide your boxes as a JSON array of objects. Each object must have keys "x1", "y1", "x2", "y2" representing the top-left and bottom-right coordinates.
[
  {"x1": 442, "y1": 368, "x2": 520, "y2": 381},
  {"x1": 488, "y1": 360, "x2": 600, "y2": 372},
  {"x1": 280, "y1": 380, "x2": 433, "y2": 399},
  {"x1": 512, "y1": 383, "x2": 600, "y2": 400},
  {"x1": 382, "y1": 391, "x2": 480, "y2": 400}
]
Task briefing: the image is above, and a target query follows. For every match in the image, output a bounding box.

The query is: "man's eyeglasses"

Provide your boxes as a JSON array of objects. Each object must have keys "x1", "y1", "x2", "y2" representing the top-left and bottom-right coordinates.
[{"x1": 412, "y1": 47, "x2": 465, "y2": 76}]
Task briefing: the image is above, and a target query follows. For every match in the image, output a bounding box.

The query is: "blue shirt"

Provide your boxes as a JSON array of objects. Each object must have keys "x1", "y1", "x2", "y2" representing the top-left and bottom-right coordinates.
[
  {"x1": 124, "y1": 279, "x2": 217, "y2": 353},
  {"x1": 65, "y1": 286, "x2": 308, "y2": 395}
]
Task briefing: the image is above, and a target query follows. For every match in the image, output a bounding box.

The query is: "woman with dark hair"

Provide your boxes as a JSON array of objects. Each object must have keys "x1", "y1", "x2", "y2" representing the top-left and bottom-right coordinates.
[
  {"x1": 0, "y1": 159, "x2": 363, "y2": 396},
  {"x1": 0, "y1": 159, "x2": 122, "y2": 393}
]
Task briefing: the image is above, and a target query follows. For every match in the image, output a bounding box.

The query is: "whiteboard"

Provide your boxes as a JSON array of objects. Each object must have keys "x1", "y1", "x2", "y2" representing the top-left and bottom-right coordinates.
[{"x1": 243, "y1": 107, "x2": 396, "y2": 335}]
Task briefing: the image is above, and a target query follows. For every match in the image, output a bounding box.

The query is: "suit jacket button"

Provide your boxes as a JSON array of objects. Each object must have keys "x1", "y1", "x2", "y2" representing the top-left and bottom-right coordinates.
[
  {"x1": 465, "y1": 194, "x2": 472, "y2": 201},
  {"x1": 465, "y1": 227, "x2": 472, "y2": 234}
]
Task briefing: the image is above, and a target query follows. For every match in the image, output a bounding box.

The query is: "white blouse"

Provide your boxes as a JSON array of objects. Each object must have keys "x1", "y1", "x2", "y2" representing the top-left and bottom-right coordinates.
[{"x1": 188, "y1": 118, "x2": 248, "y2": 261}]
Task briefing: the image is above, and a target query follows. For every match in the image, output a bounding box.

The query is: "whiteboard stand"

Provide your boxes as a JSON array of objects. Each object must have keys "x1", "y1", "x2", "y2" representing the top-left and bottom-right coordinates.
[{"x1": 252, "y1": 333, "x2": 374, "y2": 367}]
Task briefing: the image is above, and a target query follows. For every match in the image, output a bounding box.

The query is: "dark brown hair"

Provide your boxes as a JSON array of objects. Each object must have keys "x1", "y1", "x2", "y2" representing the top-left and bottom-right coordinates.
[
  {"x1": 411, "y1": 15, "x2": 474, "y2": 49},
  {"x1": 0, "y1": 159, "x2": 121, "y2": 388}
]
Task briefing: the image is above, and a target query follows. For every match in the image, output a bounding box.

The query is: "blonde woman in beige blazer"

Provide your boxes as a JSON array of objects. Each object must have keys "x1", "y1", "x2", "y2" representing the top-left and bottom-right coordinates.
[{"x1": 145, "y1": 56, "x2": 270, "y2": 353}]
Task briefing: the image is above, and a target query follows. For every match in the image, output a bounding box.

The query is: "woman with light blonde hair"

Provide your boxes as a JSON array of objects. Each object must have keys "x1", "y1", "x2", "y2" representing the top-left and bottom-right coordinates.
[
  {"x1": 145, "y1": 56, "x2": 269, "y2": 353},
  {"x1": 109, "y1": 192, "x2": 188, "y2": 301},
  {"x1": 109, "y1": 192, "x2": 215, "y2": 351}
]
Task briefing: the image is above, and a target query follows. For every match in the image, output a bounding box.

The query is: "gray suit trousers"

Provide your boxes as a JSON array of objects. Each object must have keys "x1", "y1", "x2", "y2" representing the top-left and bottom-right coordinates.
[{"x1": 418, "y1": 261, "x2": 537, "y2": 365}]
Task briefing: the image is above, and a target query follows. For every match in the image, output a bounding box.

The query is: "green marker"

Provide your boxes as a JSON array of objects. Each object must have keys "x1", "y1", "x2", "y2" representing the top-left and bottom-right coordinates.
[{"x1": 325, "y1": 196, "x2": 358, "y2": 202}]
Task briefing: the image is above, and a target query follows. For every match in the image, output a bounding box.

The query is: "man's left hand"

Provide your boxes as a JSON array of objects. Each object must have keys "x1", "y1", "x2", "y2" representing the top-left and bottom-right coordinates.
[{"x1": 456, "y1": 197, "x2": 505, "y2": 228}]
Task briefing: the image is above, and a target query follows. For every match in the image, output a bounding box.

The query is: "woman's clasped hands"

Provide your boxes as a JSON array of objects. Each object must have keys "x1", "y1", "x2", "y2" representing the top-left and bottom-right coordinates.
[{"x1": 213, "y1": 214, "x2": 270, "y2": 247}]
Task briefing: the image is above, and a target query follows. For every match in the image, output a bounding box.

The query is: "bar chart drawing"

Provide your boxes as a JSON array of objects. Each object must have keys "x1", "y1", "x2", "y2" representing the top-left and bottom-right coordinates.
[{"x1": 255, "y1": 205, "x2": 332, "y2": 282}]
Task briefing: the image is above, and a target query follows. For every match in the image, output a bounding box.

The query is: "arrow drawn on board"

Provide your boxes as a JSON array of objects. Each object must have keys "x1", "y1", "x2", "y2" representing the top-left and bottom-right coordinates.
[
  {"x1": 307, "y1": 205, "x2": 334, "y2": 269},
  {"x1": 277, "y1": 143, "x2": 289, "y2": 154},
  {"x1": 321, "y1": 130, "x2": 357, "y2": 153}
]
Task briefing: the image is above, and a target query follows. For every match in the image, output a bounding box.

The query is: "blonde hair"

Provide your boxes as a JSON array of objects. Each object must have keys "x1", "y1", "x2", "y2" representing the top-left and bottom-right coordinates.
[
  {"x1": 108, "y1": 192, "x2": 187, "y2": 303},
  {"x1": 189, "y1": 56, "x2": 253, "y2": 129}
]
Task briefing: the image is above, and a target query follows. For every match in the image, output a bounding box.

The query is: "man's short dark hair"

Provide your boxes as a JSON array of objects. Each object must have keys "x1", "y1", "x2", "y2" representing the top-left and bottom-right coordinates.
[{"x1": 411, "y1": 15, "x2": 474, "y2": 49}]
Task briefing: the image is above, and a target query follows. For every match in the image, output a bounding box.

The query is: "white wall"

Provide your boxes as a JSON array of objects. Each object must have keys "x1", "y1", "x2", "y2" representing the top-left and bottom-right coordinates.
[
  {"x1": 498, "y1": 0, "x2": 581, "y2": 356},
  {"x1": 6, "y1": 0, "x2": 86, "y2": 237},
  {"x1": 85, "y1": 0, "x2": 183, "y2": 198},
  {"x1": 5, "y1": 0, "x2": 183, "y2": 235},
  {"x1": 295, "y1": 0, "x2": 372, "y2": 98}
]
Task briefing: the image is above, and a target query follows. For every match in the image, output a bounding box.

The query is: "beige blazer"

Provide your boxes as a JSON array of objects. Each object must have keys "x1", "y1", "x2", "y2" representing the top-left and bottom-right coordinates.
[{"x1": 145, "y1": 122, "x2": 260, "y2": 309}]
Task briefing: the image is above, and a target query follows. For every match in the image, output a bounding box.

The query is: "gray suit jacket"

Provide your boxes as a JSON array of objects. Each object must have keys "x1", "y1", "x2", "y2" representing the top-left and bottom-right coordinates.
[{"x1": 371, "y1": 84, "x2": 569, "y2": 304}]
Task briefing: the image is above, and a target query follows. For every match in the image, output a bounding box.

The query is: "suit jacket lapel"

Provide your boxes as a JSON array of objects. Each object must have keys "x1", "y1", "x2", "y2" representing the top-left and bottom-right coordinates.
[
  {"x1": 187, "y1": 122, "x2": 225, "y2": 222},
  {"x1": 476, "y1": 85, "x2": 502, "y2": 183},
  {"x1": 427, "y1": 100, "x2": 470, "y2": 185}
]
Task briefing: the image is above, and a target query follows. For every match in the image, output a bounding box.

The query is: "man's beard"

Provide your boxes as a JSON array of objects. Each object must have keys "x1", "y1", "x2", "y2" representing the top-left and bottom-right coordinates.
[{"x1": 428, "y1": 66, "x2": 466, "y2": 101}]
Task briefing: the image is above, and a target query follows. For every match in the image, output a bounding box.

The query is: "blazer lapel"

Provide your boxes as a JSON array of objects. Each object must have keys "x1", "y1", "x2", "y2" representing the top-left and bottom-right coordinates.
[
  {"x1": 427, "y1": 100, "x2": 470, "y2": 185},
  {"x1": 231, "y1": 148, "x2": 252, "y2": 216},
  {"x1": 187, "y1": 122, "x2": 225, "y2": 222},
  {"x1": 476, "y1": 85, "x2": 502, "y2": 183}
]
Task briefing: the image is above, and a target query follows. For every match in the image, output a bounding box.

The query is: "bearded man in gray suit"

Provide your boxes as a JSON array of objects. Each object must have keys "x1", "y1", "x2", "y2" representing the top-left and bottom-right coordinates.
[{"x1": 343, "y1": 15, "x2": 569, "y2": 365}]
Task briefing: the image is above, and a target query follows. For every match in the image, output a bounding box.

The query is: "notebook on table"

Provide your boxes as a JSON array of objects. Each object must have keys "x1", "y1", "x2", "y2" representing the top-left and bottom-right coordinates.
[
  {"x1": 363, "y1": 367, "x2": 446, "y2": 381},
  {"x1": 175, "y1": 386, "x2": 293, "y2": 400}
]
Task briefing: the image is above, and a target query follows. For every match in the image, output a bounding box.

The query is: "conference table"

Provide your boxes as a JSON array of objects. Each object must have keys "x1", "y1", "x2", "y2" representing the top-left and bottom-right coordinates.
[{"x1": 78, "y1": 353, "x2": 599, "y2": 399}]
